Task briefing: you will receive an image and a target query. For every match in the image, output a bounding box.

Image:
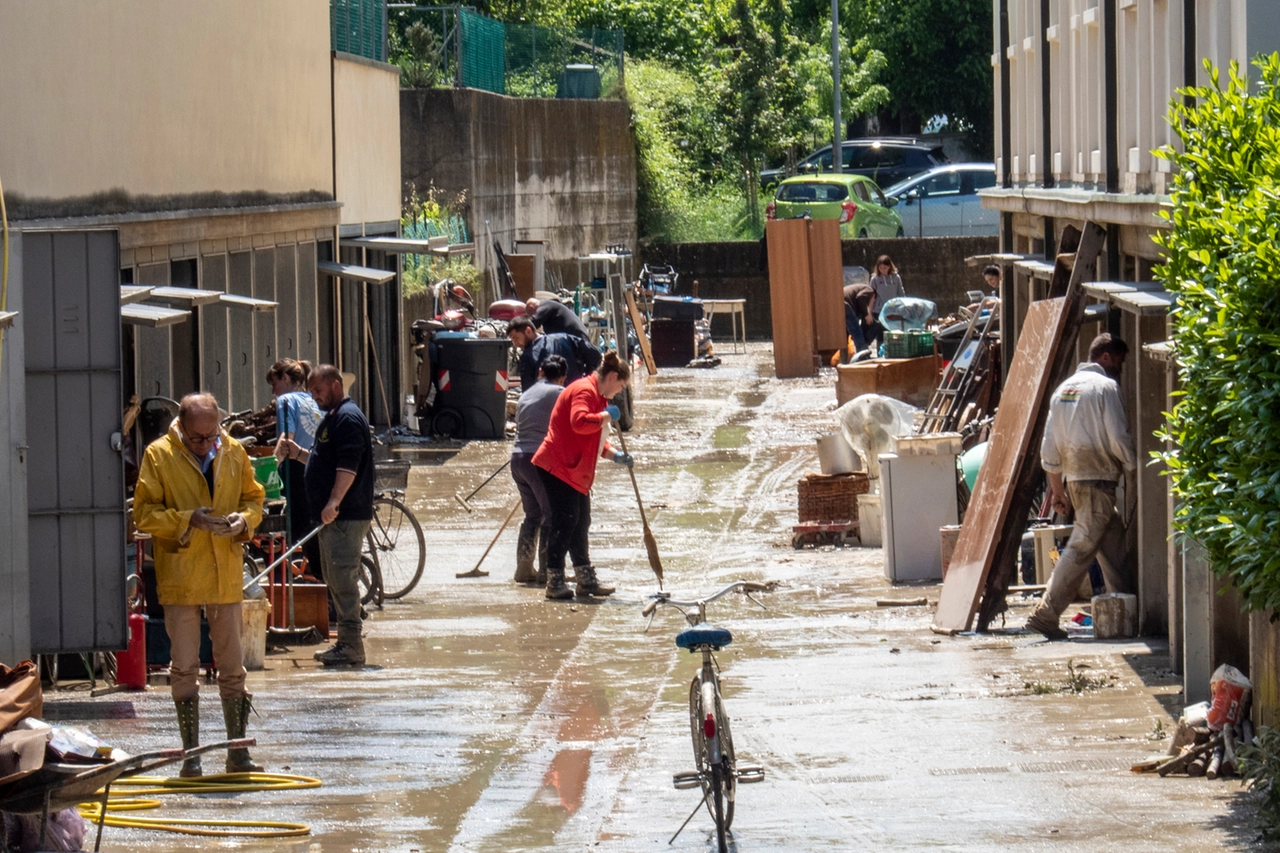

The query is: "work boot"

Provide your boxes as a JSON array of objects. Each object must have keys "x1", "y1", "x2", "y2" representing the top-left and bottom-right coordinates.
[
  {"x1": 315, "y1": 640, "x2": 366, "y2": 666},
  {"x1": 574, "y1": 564, "x2": 616, "y2": 598},
  {"x1": 174, "y1": 697, "x2": 202, "y2": 778},
  {"x1": 1025, "y1": 604, "x2": 1068, "y2": 641},
  {"x1": 545, "y1": 566, "x2": 574, "y2": 601},
  {"x1": 221, "y1": 695, "x2": 264, "y2": 774},
  {"x1": 514, "y1": 526, "x2": 539, "y2": 585}
]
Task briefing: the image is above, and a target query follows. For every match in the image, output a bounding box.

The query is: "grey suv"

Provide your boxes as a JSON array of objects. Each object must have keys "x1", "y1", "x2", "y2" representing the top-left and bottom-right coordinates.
[{"x1": 761, "y1": 138, "x2": 947, "y2": 190}]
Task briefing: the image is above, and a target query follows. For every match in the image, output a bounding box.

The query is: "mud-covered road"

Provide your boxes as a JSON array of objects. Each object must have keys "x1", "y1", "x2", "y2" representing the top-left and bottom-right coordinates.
[{"x1": 44, "y1": 346, "x2": 1249, "y2": 851}]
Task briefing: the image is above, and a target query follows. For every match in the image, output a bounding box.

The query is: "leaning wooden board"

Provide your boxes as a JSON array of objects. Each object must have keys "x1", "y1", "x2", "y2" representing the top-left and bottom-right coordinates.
[
  {"x1": 624, "y1": 290, "x2": 658, "y2": 375},
  {"x1": 807, "y1": 218, "x2": 846, "y2": 351},
  {"x1": 933, "y1": 221, "x2": 1107, "y2": 633},
  {"x1": 766, "y1": 219, "x2": 816, "y2": 378}
]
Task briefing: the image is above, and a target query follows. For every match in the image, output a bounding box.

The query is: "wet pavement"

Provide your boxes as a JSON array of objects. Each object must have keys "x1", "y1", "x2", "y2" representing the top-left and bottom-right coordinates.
[{"x1": 43, "y1": 344, "x2": 1253, "y2": 851}]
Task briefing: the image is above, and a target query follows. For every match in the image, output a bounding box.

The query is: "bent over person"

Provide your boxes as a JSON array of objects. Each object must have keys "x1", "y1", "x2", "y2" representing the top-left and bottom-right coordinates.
[
  {"x1": 1025, "y1": 334, "x2": 1137, "y2": 640},
  {"x1": 133, "y1": 393, "x2": 266, "y2": 776}
]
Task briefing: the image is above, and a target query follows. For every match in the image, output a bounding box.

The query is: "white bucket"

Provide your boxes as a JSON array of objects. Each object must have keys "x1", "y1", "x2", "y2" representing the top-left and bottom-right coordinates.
[
  {"x1": 858, "y1": 493, "x2": 883, "y2": 548},
  {"x1": 241, "y1": 598, "x2": 271, "y2": 670},
  {"x1": 816, "y1": 433, "x2": 861, "y2": 475}
]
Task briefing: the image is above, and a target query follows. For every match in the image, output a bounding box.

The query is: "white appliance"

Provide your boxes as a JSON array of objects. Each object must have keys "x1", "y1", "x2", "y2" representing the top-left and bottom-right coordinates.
[{"x1": 880, "y1": 434, "x2": 961, "y2": 582}]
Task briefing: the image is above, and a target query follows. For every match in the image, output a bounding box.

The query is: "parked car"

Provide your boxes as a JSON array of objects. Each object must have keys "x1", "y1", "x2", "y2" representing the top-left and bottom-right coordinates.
[
  {"x1": 881, "y1": 163, "x2": 998, "y2": 237},
  {"x1": 761, "y1": 138, "x2": 947, "y2": 190},
  {"x1": 766, "y1": 174, "x2": 904, "y2": 238}
]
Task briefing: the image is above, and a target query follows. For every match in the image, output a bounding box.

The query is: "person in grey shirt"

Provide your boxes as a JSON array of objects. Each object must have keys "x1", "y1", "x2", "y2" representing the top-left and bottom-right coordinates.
[
  {"x1": 510, "y1": 355, "x2": 568, "y2": 586},
  {"x1": 869, "y1": 254, "x2": 905, "y2": 310}
]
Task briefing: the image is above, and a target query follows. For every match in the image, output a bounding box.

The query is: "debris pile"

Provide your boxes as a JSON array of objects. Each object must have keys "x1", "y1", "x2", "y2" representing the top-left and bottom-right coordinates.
[{"x1": 1135, "y1": 665, "x2": 1255, "y2": 779}]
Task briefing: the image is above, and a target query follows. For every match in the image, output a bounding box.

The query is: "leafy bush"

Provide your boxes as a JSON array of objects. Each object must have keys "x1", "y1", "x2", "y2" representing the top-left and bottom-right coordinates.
[
  {"x1": 1237, "y1": 726, "x2": 1280, "y2": 839},
  {"x1": 1156, "y1": 54, "x2": 1280, "y2": 612},
  {"x1": 401, "y1": 187, "x2": 479, "y2": 295}
]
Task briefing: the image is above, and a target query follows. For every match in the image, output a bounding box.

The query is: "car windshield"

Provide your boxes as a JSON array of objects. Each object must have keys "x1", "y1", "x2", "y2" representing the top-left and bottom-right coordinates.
[{"x1": 777, "y1": 182, "x2": 849, "y2": 202}]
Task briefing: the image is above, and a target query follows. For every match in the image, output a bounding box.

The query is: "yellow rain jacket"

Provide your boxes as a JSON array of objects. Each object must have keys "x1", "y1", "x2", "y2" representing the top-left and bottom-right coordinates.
[{"x1": 133, "y1": 422, "x2": 265, "y2": 606}]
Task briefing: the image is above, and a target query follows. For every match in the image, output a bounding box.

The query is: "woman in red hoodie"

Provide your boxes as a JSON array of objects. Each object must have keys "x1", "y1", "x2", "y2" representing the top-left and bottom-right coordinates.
[{"x1": 533, "y1": 350, "x2": 633, "y2": 600}]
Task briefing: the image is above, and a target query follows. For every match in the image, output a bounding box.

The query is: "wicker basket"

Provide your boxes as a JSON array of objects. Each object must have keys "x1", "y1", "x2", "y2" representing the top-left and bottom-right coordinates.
[
  {"x1": 374, "y1": 460, "x2": 411, "y2": 492},
  {"x1": 797, "y1": 472, "x2": 871, "y2": 523}
]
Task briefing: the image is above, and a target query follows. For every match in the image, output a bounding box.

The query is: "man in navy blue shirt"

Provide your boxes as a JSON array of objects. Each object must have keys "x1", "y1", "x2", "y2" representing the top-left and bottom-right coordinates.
[
  {"x1": 507, "y1": 316, "x2": 601, "y2": 394},
  {"x1": 278, "y1": 365, "x2": 374, "y2": 666},
  {"x1": 525, "y1": 297, "x2": 590, "y2": 340}
]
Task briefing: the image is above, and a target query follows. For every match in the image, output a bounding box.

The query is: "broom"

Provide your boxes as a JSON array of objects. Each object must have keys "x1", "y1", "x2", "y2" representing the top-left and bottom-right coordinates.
[{"x1": 613, "y1": 427, "x2": 663, "y2": 589}]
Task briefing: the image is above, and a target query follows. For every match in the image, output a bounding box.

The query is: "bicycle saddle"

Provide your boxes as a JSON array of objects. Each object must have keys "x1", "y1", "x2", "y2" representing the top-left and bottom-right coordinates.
[{"x1": 676, "y1": 622, "x2": 732, "y2": 650}]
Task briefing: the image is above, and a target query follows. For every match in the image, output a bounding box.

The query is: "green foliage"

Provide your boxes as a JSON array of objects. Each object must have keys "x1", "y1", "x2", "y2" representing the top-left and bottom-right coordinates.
[
  {"x1": 848, "y1": 0, "x2": 993, "y2": 154},
  {"x1": 400, "y1": 187, "x2": 479, "y2": 295},
  {"x1": 1237, "y1": 726, "x2": 1280, "y2": 839},
  {"x1": 1155, "y1": 54, "x2": 1280, "y2": 612},
  {"x1": 391, "y1": 19, "x2": 442, "y2": 89}
]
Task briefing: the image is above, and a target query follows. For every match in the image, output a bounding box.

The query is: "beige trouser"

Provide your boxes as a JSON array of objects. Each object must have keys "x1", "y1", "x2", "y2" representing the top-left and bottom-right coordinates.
[
  {"x1": 1041, "y1": 480, "x2": 1131, "y2": 618},
  {"x1": 164, "y1": 603, "x2": 247, "y2": 701}
]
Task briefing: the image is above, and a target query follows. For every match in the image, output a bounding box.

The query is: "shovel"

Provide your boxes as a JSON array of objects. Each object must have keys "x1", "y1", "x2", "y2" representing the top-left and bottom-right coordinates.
[{"x1": 614, "y1": 428, "x2": 663, "y2": 589}]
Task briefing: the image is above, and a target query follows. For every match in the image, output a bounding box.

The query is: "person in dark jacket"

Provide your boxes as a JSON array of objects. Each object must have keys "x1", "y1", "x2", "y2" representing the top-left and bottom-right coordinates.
[
  {"x1": 508, "y1": 316, "x2": 602, "y2": 393},
  {"x1": 525, "y1": 297, "x2": 590, "y2": 340},
  {"x1": 531, "y1": 351, "x2": 633, "y2": 600},
  {"x1": 844, "y1": 283, "x2": 885, "y2": 354}
]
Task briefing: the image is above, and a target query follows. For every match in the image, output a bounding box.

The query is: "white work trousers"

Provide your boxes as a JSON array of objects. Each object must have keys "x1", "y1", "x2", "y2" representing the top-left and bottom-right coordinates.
[{"x1": 1042, "y1": 480, "x2": 1130, "y2": 617}]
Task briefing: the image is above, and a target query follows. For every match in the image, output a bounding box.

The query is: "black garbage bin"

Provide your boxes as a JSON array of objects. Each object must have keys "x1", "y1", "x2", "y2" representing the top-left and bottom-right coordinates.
[{"x1": 431, "y1": 337, "x2": 512, "y2": 439}]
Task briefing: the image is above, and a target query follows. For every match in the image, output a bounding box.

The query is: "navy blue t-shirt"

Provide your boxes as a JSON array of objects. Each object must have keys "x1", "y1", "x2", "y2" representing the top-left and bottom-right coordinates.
[{"x1": 304, "y1": 398, "x2": 375, "y2": 522}]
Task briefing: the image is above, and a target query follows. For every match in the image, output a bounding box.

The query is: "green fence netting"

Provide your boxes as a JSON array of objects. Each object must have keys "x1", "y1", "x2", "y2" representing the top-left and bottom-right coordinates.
[
  {"x1": 460, "y1": 9, "x2": 505, "y2": 94},
  {"x1": 331, "y1": 0, "x2": 387, "y2": 62}
]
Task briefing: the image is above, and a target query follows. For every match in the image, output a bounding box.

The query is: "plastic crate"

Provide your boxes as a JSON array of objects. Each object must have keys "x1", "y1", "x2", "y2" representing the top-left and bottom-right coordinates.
[
  {"x1": 374, "y1": 460, "x2": 411, "y2": 492},
  {"x1": 797, "y1": 472, "x2": 871, "y2": 523}
]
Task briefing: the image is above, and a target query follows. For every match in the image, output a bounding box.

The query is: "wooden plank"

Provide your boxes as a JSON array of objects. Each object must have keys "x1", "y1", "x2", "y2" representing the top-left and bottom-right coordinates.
[
  {"x1": 766, "y1": 219, "x2": 816, "y2": 378},
  {"x1": 624, "y1": 290, "x2": 658, "y2": 376},
  {"x1": 505, "y1": 254, "x2": 536, "y2": 301},
  {"x1": 807, "y1": 218, "x2": 845, "y2": 351},
  {"x1": 934, "y1": 222, "x2": 1108, "y2": 633}
]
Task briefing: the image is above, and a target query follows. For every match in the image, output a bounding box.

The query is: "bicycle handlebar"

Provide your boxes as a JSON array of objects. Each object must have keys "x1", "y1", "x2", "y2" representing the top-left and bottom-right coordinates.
[{"x1": 644, "y1": 579, "x2": 777, "y2": 611}]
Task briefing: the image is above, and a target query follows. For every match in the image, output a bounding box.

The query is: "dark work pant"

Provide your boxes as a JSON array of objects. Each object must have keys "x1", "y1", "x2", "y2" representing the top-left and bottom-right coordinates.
[
  {"x1": 511, "y1": 451, "x2": 551, "y2": 553},
  {"x1": 536, "y1": 467, "x2": 592, "y2": 571},
  {"x1": 280, "y1": 458, "x2": 322, "y2": 581}
]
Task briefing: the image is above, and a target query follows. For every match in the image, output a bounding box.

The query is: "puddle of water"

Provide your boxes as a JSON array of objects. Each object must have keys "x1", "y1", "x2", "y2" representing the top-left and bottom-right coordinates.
[{"x1": 713, "y1": 424, "x2": 751, "y2": 449}]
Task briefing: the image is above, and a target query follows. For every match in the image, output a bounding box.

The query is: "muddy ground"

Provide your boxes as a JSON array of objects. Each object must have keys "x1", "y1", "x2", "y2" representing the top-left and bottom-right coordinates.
[{"x1": 42, "y1": 345, "x2": 1258, "y2": 851}]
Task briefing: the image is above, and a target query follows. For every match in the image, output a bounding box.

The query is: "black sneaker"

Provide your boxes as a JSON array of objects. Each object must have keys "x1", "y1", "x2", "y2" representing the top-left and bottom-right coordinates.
[{"x1": 314, "y1": 642, "x2": 366, "y2": 666}]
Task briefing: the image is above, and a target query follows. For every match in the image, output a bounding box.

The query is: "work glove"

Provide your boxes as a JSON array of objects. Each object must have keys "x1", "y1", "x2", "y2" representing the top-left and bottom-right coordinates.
[
  {"x1": 604, "y1": 405, "x2": 621, "y2": 422},
  {"x1": 189, "y1": 507, "x2": 230, "y2": 533},
  {"x1": 213, "y1": 512, "x2": 247, "y2": 538},
  {"x1": 612, "y1": 450, "x2": 634, "y2": 467}
]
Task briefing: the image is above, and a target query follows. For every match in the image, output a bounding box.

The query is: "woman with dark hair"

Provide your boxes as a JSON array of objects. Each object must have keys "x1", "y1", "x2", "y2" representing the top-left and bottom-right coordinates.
[
  {"x1": 532, "y1": 351, "x2": 633, "y2": 600},
  {"x1": 510, "y1": 354, "x2": 568, "y2": 587},
  {"x1": 268, "y1": 359, "x2": 323, "y2": 578},
  {"x1": 870, "y1": 254, "x2": 905, "y2": 309}
]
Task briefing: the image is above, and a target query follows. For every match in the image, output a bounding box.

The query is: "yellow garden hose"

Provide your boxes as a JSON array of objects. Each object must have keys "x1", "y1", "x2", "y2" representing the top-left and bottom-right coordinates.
[{"x1": 76, "y1": 772, "x2": 321, "y2": 839}]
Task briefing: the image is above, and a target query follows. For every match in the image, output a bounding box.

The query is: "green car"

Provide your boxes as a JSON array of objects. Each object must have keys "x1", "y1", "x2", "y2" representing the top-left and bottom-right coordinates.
[{"x1": 766, "y1": 174, "x2": 904, "y2": 238}]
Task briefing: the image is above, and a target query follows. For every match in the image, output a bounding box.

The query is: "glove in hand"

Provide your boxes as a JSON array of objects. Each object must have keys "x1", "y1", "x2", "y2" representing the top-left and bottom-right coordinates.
[
  {"x1": 604, "y1": 405, "x2": 621, "y2": 422},
  {"x1": 613, "y1": 451, "x2": 634, "y2": 467}
]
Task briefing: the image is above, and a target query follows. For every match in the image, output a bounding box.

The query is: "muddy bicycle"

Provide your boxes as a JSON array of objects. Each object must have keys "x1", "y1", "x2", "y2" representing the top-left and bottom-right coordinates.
[{"x1": 642, "y1": 580, "x2": 773, "y2": 853}]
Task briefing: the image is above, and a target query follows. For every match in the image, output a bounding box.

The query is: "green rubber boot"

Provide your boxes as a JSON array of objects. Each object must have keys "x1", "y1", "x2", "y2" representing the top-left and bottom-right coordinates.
[
  {"x1": 222, "y1": 695, "x2": 264, "y2": 774},
  {"x1": 174, "y1": 697, "x2": 202, "y2": 778}
]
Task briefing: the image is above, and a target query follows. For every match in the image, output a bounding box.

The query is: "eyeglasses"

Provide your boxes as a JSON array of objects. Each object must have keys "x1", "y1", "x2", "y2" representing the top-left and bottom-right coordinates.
[{"x1": 184, "y1": 428, "x2": 219, "y2": 444}]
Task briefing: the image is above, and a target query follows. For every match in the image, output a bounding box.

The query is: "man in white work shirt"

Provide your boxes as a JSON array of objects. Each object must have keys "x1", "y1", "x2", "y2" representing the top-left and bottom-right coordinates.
[{"x1": 1025, "y1": 333, "x2": 1137, "y2": 640}]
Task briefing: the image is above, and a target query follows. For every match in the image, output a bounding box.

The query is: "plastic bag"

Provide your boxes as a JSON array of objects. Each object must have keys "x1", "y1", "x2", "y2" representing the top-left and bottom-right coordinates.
[
  {"x1": 1207, "y1": 664, "x2": 1252, "y2": 731},
  {"x1": 3, "y1": 808, "x2": 87, "y2": 852},
  {"x1": 834, "y1": 394, "x2": 919, "y2": 479},
  {"x1": 878, "y1": 297, "x2": 937, "y2": 331}
]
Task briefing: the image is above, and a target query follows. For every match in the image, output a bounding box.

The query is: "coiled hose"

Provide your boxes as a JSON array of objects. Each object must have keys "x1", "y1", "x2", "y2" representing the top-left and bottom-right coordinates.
[{"x1": 77, "y1": 771, "x2": 321, "y2": 838}]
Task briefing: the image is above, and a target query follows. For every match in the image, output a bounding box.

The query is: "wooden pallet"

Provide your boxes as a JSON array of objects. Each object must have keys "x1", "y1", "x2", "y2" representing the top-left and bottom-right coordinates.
[{"x1": 791, "y1": 519, "x2": 860, "y2": 549}]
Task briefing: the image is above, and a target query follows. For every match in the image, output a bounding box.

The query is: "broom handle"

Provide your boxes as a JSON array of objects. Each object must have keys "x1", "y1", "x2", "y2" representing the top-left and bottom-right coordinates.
[
  {"x1": 614, "y1": 428, "x2": 649, "y2": 528},
  {"x1": 472, "y1": 500, "x2": 522, "y2": 572}
]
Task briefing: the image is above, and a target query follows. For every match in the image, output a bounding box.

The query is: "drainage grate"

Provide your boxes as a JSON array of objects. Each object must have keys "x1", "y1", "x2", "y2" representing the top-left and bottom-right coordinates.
[
  {"x1": 929, "y1": 766, "x2": 1010, "y2": 776},
  {"x1": 1017, "y1": 758, "x2": 1123, "y2": 774}
]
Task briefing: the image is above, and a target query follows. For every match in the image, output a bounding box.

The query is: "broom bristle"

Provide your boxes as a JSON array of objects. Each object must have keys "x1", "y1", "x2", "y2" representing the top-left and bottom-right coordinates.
[{"x1": 643, "y1": 525, "x2": 664, "y2": 588}]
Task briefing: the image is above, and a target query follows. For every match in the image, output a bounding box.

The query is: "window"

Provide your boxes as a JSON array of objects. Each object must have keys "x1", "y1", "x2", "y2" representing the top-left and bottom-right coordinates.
[
  {"x1": 777, "y1": 182, "x2": 849, "y2": 202},
  {"x1": 905, "y1": 150, "x2": 937, "y2": 168},
  {"x1": 851, "y1": 181, "x2": 871, "y2": 202},
  {"x1": 965, "y1": 169, "x2": 997, "y2": 192},
  {"x1": 921, "y1": 171, "x2": 963, "y2": 197}
]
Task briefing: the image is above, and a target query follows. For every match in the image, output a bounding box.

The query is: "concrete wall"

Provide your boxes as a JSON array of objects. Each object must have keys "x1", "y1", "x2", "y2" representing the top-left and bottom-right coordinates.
[
  {"x1": 0, "y1": 0, "x2": 333, "y2": 214},
  {"x1": 639, "y1": 236, "x2": 998, "y2": 341},
  {"x1": 401, "y1": 88, "x2": 637, "y2": 283},
  {"x1": 334, "y1": 55, "x2": 403, "y2": 226}
]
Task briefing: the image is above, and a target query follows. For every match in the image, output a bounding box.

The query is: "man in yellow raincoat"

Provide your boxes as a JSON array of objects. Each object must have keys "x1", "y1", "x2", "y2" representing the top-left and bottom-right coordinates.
[{"x1": 133, "y1": 393, "x2": 265, "y2": 776}]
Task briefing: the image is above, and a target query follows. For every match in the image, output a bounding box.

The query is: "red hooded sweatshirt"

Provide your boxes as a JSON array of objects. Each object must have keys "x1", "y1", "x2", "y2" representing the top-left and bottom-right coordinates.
[{"x1": 532, "y1": 374, "x2": 616, "y2": 494}]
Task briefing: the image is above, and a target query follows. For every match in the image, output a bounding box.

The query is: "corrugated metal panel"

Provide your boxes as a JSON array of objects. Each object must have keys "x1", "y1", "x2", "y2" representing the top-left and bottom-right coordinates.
[
  {"x1": 297, "y1": 243, "x2": 319, "y2": 365},
  {"x1": 275, "y1": 245, "x2": 298, "y2": 362},
  {"x1": 23, "y1": 231, "x2": 126, "y2": 654},
  {"x1": 364, "y1": 249, "x2": 398, "y2": 426},
  {"x1": 227, "y1": 252, "x2": 254, "y2": 413},
  {"x1": 1, "y1": 232, "x2": 30, "y2": 663},
  {"x1": 252, "y1": 248, "x2": 276, "y2": 411},
  {"x1": 201, "y1": 255, "x2": 231, "y2": 405}
]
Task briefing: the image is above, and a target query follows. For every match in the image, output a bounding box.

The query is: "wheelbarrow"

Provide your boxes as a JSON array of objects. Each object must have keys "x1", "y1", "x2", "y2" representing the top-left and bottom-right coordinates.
[{"x1": 0, "y1": 737, "x2": 253, "y2": 853}]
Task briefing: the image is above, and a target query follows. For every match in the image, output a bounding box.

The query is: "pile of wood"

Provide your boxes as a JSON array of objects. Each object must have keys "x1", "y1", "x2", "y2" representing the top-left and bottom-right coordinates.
[{"x1": 1134, "y1": 714, "x2": 1256, "y2": 778}]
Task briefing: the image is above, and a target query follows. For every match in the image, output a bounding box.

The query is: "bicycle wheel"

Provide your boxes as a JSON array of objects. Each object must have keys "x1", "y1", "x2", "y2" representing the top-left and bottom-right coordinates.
[
  {"x1": 359, "y1": 555, "x2": 384, "y2": 608},
  {"x1": 689, "y1": 674, "x2": 731, "y2": 853},
  {"x1": 368, "y1": 496, "x2": 425, "y2": 599}
]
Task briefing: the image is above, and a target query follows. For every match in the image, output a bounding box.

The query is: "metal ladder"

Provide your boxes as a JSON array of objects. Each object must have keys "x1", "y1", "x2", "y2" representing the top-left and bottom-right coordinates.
[{"x1": 918, "y1": 296, "x2": 1000, "y2": 434}]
